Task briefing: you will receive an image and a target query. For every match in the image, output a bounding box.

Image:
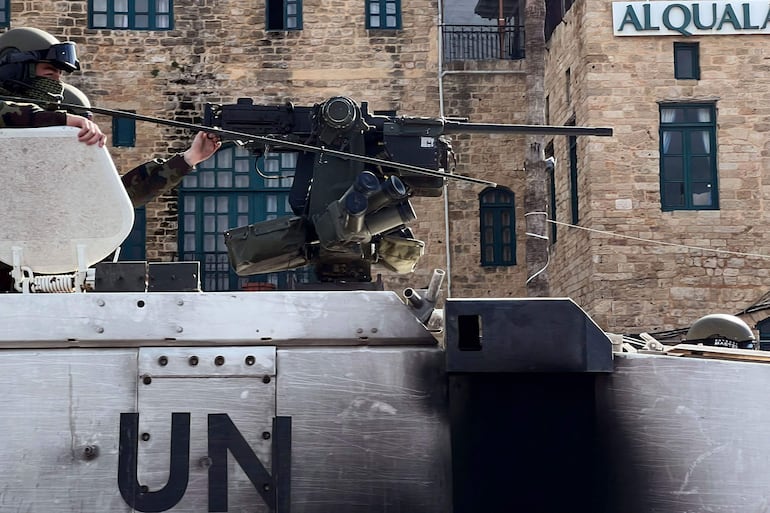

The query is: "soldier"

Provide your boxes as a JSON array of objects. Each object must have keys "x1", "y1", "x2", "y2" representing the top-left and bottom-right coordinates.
[
  {"x1": 0, "y1": 27, "x2": 105, "y2": 145},
  {"x1": 0, "y1": 27, "x2": 221, "y2": 291},
  {"x1": 0, "y1": 27, "x2": 221, "y2": 207}
]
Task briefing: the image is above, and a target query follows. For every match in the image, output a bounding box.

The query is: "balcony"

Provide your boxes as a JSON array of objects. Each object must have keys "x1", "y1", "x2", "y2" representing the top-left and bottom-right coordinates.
[{"x1": 442, "y1": 24, "x2": 525, "y2": 62}]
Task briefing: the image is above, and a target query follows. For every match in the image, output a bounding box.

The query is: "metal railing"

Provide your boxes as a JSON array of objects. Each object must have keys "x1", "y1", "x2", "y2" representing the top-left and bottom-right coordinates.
[{"x1": 442, "y1": 24, "x2": 525, "y2": 62}]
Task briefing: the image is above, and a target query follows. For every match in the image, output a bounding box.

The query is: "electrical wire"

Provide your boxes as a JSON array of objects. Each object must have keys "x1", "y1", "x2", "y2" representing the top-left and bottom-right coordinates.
[{"x1": 545, "y1": 217, "x2": 770, "y2": 260}]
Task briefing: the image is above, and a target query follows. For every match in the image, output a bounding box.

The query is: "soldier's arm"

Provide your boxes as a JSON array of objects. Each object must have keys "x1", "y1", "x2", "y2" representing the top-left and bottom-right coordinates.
[
  {"x1": 0, "y1": 100, "x2": 67, "y2": 128},
  {"x1": 121, "y1": 154, "x2": 193, "y2": 208},
  {"x1": 120, "y1": 133, "x2": 221, "y2": 207}
]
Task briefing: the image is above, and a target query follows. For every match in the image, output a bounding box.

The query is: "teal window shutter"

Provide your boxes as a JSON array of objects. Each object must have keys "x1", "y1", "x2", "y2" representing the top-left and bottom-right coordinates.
[
  {"x1": 266, "y1": 0, "x2": 303, "y2": 30},
  {"x1": 548, "y1": 161, "x2": 557, "y2": 245},
  {"x1": 119, "y1": 207, "x2": 146, "y2": 260},
  {"x1": 89, "y1": 0, "x2": 173, "y2": 30},
  {"x1": 112, "y1": 114, "x2": 136, "y2": 147},
  {"x1": 479, "y1": 187, "x2": 516, "y2": 267},
  {"x1": 0, "y1": 0, "x2": 9, "y2": 27},
  {"x1": 366, "y1": 0, "x2": 401, "y2": 29},
  {"x1": 758, "y1": 317, "x2": 770, "y2": 351},
  {"x1": 659, "y1": 103, "x2": 718, "y2": 211},
  {"x1": 568, "y1": 135, "x2": 578, "y2": 224},
  {"x1": 674, "y1": 42, "x2": 700, "y2": 80}
]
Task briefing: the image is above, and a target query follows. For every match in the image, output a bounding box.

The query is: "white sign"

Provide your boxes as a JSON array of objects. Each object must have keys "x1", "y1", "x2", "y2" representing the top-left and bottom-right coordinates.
[{"x1": 613, "y1": 1, "x2": 770, "y2": 36}]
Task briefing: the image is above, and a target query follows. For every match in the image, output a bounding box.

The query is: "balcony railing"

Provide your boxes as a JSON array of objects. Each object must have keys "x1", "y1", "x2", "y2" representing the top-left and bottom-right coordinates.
[{"x1": 442, "y1": 24, "x2": 525, "y2": 62}]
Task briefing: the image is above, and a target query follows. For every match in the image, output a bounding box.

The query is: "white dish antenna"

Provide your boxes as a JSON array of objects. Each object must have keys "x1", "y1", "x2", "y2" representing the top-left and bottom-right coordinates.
[{"x1": 0, "y1": 126, "x2": 134, "y2": 274}]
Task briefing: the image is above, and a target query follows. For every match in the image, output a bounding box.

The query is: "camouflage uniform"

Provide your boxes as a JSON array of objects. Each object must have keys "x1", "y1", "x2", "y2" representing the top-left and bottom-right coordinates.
[
  {"x1": 121, "y1": 154, "x2": 194, "y2": 208},
  {"x1": 0, "y1": 100, "x2": 67, "y2": 128}
]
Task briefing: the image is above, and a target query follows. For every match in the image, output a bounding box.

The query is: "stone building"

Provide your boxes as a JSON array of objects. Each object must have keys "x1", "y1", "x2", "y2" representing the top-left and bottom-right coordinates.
[
  {"x1": 544, "y1": 0, "x2": 770, "y2": 340},
  {"x1": 5, "y1": 0, "x2": 768, "y2": 340},
  {"x1": 2, "y1": 1, "x2": 529, "y2": 296}
]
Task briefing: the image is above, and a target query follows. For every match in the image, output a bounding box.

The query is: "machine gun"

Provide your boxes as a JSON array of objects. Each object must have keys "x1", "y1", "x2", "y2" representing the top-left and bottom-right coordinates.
[{"x1": 203, "y1": 96, "x2": 612, "y2": 284}]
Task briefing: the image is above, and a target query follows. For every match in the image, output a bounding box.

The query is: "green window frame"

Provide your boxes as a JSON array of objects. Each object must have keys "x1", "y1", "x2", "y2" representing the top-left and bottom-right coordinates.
[
  {"x1": 546, "y1": 142, "x2": 557, "y2": 244},
  {"x1": 112, "y1": 114, "x2": 136, "y2": 147},
  {"x1": 548, "y1": 166, "x2": 557, "y2": 244},
  {"x1": 179, "y1": 146, "x2": 314, "y2": 291},
  {"x1": 266, "y1": 0, "x2": 302, "y2": 30},
  {"x1": 89, "y1": 0, "x2": 173, "y2": 30},
  {"x1": 568, "y1": 135, "x2": 578, "y2": 224},
  {"x1": 479, "y1": 186, "x2": 516, "y2": 267},
  {"x1": 659, "y1": 103, "x2": 718, "y2": 211},
  {"x1": 366, "y1": 0, "x2": 401, "y2": 29},
  {"x1": 758, "y1": 317, "x2": 770, "y2": 351},
  {"x1": 674, "y1": 42, "x2": 700, "y2": 80},
  {"x1": 0, "y1": 1, "x2": 9, "y2": 27},
  {"x1": 119, "y1": 207, "x2": 146, "y2": 260}
]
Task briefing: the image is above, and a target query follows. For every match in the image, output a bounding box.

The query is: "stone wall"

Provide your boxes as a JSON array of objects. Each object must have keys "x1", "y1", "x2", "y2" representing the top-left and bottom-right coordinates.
[{"x1": 545, "y1": 0, "x2": 770, "y2": 335}]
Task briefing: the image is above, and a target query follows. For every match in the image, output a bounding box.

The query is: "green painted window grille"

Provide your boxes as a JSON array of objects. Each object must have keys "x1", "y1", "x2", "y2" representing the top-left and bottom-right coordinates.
[
  {"x1": 757, "y1": 317, "x2": 770, "y2": 351},
  {"x1": 568, "y1": 135, "x2": 578, "y2": 224},
  {"x1": 546, "y1": 142, "x2": 557, "y2": 244},
  {"x1": 548, "y1": 166, "x2": 557, "y2": 244},
  {"x1": 112, "y1": 113, "x2": 136, "y2": 147},
  {"x1": 0, "y1": 1, "x2": 9, "y2": 27},
  {"x1": 266, "y1": 0, "x2": 302, "y2": 30},
  {"x1": 179, "y1": 146, "x2": 315, "y2": 291},
  {"x1": 479, "y1": 186, "x2": 516, "y2": 266},
  {"x1": 89, "y1": 0, "x2": 173, "y2": 30},
  {"x1": 119, "y1": 207, "x2": 146, "y2": 260},
  {"x1": 674, "y1": 42, "x2": 699, "y2": 80},
  {"x1": 659, "y1": 103, "x2": 718, "y2": 211},
  {"x1": 366, "y1": 0, "x2": 401, "y2": 29}
]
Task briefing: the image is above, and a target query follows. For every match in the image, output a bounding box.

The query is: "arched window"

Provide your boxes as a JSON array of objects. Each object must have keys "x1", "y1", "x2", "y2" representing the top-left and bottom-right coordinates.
[
  {"x1": 179, "y1": 146, "x2": 315, "y2": 291},
  {"x1": 479, "y1": 186, "x2": 516, "y2": 266}
]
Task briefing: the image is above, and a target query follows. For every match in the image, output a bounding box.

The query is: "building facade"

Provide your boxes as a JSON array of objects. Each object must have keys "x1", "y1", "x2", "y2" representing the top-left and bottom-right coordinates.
[
  {"x1": 7, "y1": 0, "x2": 765, "y2": 339},
  {"x1": 2, "y1": 0, "x2": 530, "y2": 298},
  {"x1": 544, "y1": 0, "x2": 770, "y2": 337}
]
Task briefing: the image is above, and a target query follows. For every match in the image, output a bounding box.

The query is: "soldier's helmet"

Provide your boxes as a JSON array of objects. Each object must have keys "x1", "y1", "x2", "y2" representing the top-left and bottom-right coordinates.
[
  {"x1": 0, "y1": 27, "x2": 80, "y2": 89},
  {"x1": 62, "y1": 82, "x2": 93, "y2": 119},
  {"x1": 685, "y1": 313, "x2": 756, "y2": 350}
]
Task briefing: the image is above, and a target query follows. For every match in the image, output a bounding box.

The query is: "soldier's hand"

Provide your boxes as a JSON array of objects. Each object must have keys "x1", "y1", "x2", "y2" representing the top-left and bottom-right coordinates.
[
  {"x1": 66, "y1": 114, "x2": 106, "y2": 147},
  {"x1": 183, "y1": 131, "x2": 222, "y2": 167}
]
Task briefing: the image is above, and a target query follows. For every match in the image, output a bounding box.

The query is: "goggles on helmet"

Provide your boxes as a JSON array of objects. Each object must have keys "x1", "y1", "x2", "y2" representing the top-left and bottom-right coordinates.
[{"x1": 37, "y1": 42, "x2": 80, "y2": 73}]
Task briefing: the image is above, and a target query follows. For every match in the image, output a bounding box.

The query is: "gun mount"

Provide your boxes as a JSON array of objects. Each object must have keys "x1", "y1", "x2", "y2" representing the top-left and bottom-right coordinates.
[{"x1": 203, "y1": 96, "x2": 612, "y2": 284}]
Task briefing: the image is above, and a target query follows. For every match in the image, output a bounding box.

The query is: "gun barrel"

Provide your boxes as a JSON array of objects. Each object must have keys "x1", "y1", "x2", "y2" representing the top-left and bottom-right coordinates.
[{"x1": 442, "y1": 121, "x2": 613, "y2": 137}]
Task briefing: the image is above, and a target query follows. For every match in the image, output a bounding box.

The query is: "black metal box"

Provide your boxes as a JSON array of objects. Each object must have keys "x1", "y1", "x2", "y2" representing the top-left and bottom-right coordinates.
[
  {"x1": 93, "y1": 262, "x2": 147, "y2": 292},
  {"x1": 148, "y1": 262, "x2": 200, "y2": 292},
  {"x1": 445, "y1": 298, "x2": 613, "y2": 373}
]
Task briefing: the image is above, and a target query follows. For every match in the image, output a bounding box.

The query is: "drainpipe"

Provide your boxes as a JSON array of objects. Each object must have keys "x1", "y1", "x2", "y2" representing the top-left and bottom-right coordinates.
[{"x1": 437, "y1": 0, "x2": 452, "y2": 298}]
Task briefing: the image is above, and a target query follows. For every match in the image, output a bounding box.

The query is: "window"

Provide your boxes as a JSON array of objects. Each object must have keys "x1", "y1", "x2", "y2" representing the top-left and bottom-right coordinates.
[
  {"x1": 112, "y1": 113, "x2": 136, "y2": 147},
  {"x1": 119, "y1": 207, "x2": 146, "y2": 260},
  {"x1": 0, "y1": 0, "x2": 9, "y2": 27},
  {"x1": 479, "y1": 187, "x2": 516, "y2": 266},
  {"x1": 89, "y1": 0, "x2": 173, "y2": 30},
  {"x1": 179, "y1": 145, "x2": 315, "y2": 291},
  {"x1": 674, "y1": 42, "x2": 700, "y2": 80},
  {"x1": 266, "y1": 0, "x2": 302, "y2": 30},
  {"x1": 366, "y1": 0, "x2": 401, "y2": 29},
  {"x1": 659, "y1": 103, "x2": 718, "y2": 211},
  {"x1": 568, "y1": 134, "x2": 578, "y2": 224},
  {"x1": 546, "y1": 142, "x2": 557, "y2": 244},
  {"x1": 546, "y1": 0, "x2": 575, "y2": 39},
  {"x1": 758, "y1": 317, "x2": 770, "y2": 351}
]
